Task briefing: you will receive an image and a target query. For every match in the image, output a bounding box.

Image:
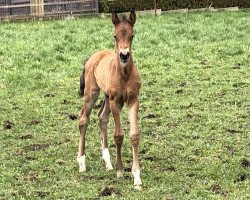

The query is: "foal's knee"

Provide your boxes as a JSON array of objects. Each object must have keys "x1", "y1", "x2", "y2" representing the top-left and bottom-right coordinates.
[
  {"x1": 130, "y1": 133, "x2": 139, "y2": 147},
  {"x1": 99, "y1": 115, "x2": 109, "y2": 126},
  {"x1": 114, "y1": 134, "x2": 124, "y2": 145},
  {"x1": 79, "y1": 115, "x2": 88, "y2": 129}
]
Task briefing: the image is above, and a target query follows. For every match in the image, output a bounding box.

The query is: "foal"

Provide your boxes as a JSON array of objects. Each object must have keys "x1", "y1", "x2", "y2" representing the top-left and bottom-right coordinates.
[{"x1": 77, "y1": 11, "x2": 142, "y2": 187}]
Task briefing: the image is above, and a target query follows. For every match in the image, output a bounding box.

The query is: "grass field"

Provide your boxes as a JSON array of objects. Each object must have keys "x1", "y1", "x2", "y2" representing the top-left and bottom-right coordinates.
[{"x1": 0, "y1": 10, "x2": 250, "y2": 199}]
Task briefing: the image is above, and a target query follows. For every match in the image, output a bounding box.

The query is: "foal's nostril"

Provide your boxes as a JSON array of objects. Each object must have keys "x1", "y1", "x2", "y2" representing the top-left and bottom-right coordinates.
[{"x1": 120, "y1": 52, "x2": 130, "y2": 62}]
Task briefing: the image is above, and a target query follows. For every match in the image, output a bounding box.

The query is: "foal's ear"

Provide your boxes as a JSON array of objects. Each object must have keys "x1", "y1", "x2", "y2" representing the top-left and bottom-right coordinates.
[
  {"x1": 112, "y1": 12, "x2": 120, "y2": 26},
  {"x1": 129, "y1": 10, "x2": 136, "y2": 26}
]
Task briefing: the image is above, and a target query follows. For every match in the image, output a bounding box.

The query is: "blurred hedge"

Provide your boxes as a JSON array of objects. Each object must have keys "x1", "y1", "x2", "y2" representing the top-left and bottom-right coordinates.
[
  {"x1": 99, "y1": 0, "x2": 250, "y2": 13},
  {"x1": 99, "y1": 0, "x2": 149, "y2": 13}
]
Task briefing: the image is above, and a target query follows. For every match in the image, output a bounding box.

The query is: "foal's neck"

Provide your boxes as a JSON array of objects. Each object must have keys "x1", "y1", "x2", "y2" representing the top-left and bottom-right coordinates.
[{"x1": 117, "y1": 57, "x2": 132, "y2": 81}]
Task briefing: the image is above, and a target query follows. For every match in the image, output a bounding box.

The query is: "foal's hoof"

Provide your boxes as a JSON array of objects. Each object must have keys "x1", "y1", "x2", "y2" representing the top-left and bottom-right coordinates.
[
  {"x1": 77, "y1": 155, "x2": 86, "y2": 172},
  {"x1": 116, "y1": 170, "x2": 123, "y2": 178},
  {"x1": 134, "y1": 179, "x2": 142, "y2": 187},
  {"x1": 134, "y1": 185, "x2": 142, "y2": 190},
  {"x1": 134, "y1": 178, "x2": 142, "y2": 190},
  {"x1": 106, "y1": 164, "x2": 113, "y2": 170},
  {"x1": 102, "y1": 148, "x2": 113, "y2": 170},
  {"x1": 132, "y1": 169, "x2": 142, "y2": 189}
]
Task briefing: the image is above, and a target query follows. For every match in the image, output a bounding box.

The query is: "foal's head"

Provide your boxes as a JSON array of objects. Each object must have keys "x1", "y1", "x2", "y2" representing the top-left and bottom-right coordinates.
[{"x1": 112, "y1": 11, "x2": 136, "y2": 65}]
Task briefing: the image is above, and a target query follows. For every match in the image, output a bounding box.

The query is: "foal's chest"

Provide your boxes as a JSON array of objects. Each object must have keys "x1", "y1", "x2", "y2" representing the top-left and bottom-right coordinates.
[{"x1": 108, "y1": 81, "x2": 140, "y2": 105}]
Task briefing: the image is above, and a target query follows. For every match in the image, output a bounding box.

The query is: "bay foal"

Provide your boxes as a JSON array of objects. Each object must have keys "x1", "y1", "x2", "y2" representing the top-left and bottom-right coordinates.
[{"x1": 77, "y1": 11, "x2": 142, "y2": 187}]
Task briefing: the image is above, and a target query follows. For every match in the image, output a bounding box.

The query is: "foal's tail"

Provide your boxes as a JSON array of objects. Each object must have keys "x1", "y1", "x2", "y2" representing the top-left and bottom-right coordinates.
[
  {"x1": 79, "y1": 67, "x2": 85, "y2": 97},
  {"x1": 79, "y1": 59, "x2": 87, "y2": 97}
]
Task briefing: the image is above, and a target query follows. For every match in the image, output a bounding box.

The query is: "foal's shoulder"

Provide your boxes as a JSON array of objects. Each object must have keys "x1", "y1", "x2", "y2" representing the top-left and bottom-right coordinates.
[
  {"x1": 131, "y1": 64, "x2": 140, "y2": 79},
  {"x1": 129, "y1": 64, "x2": 141, "y2": 89}
]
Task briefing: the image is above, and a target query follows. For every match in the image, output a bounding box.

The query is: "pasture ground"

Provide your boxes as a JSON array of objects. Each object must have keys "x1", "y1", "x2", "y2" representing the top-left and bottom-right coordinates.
[{"x1": 0, "y1": 10, "x2": 249, "y2": 199}]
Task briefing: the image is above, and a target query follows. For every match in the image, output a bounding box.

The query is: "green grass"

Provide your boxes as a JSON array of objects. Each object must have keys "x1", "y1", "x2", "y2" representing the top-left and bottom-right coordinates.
[{"x1": 0, "y1": 10, "x2": 250, "y2": 199}]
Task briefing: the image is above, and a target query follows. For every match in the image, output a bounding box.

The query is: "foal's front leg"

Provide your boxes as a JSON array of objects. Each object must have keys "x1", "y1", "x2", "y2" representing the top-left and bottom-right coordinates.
[
  {"x1": 109, "y1": 98, "x2": 124, "y2": 178},
  {"x1": 128, "y1": 97, "x2": 142, "y2": 188},
  {"x1": 78, "y1": 90, "x2": 99, "y2": 172}
]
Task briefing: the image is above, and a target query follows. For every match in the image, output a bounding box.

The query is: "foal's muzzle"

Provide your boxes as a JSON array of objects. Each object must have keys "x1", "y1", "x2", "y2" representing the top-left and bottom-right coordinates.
[{"x1": 119, "y1": 52, "x2": 130, "y2": 63}]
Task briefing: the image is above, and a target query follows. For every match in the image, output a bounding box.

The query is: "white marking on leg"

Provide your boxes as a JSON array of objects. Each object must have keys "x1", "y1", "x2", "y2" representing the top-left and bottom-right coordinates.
[
  {"x1": 77, "y1": 155, "x2": 86, "y2": 172},
  {"x1": 117, "y1": 170, "x2": 123, "y2": 178},
  {"x1": 102, "y1": 148, "x2": 113, "y2": 170},
  {"x1": 132, "y1": 169, "x2": 142, "y2": 186}
]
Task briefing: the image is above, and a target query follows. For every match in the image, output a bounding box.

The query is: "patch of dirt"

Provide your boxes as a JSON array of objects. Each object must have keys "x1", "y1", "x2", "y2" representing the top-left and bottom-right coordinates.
[
  {"x1": 186, "y1": 114, "x2": 193, "y2": 119},
  {"x1": 140, "y1": 149, "x2": 148, "y2": 154},
  {"x1": 232, "y1": 82, "x2": 247, "y2": 88},
  {"x1": 3, "y1": 120, "x2": 14, "y2": 129},
  {"x1": 11, "y1": 192, "x2": 17, "y2": 197},
  {"x1": 43, "y1": 93, "x2": 55, "y2": 97},
  {"x1": 68, "y1": 114, "x2": 78, "y2": 120},
  {"x1": 166, "y1": 196, "x2": 174, "y2": 200},
  {"x1": 20, "y1": 134, "x2": 33, "y2": 140},
  {"x1": 191, "y1": 135, "x2": 200, "y2": 140},
  {"x1": 27, "y1": 120, "x2": 41, "y2": 126},
  {"x1": 209, "y1": 184, "x2": 227, "y2": 196},
  {"x1": 218, "y1": 91, "x2": 226, "y2": 97},
  {"x1": 25, "y1": 143, "x2": 49, "y2": 151},
  {"x1": 225, "y1": 128, "x2": 242, "y2": 134},
  {"x1": 28, "y1": 172, "x2": 38, "y2": 182},
  {"x1": 227, "y1": 146, "x2": 235, "y2": 156},
  {"x1": 81, "y1": 175, "x2": 106, "y2": 181},
  {"x1": 142, "y1": 113, "x2": 157, "y2": 119},
  {"x1": 58, "y1": 137, "x2": 71, "y2": 145},
  {"x1": 25, "y1": 156, "x2": 36, "y2": 161},
  {"x1": 123, "y1": 174, "x2": 131, "y2": 180},
  {"x1": 124, "y1": 167, "x2": 131, "y2": 172},
  {"x1": 15, "y1": 149, "x2": 24, "y2": 156},
  {"x1": 187, "y1": 173, "x2": 196, "y2": 177},
  {"x1": 42, "y1": 167, "x2": 50, "y2": 173},
  {"x1": 11, "y1": 102, "x2": 20, "y2": 110},
  {"x1": 179, "y1": 82, "x2": 187, "y2": 87},
  {"x1": 56, "y1": 159, "x2": 65, "y2": 165},
  {"x1": 62, "y1": 99, "x2": 71, "y2": 104},
  {"x1": 142, "y1": 155, "x2": 156, "y2": 162},
  {"x1": 232, "y1": 63, "x2": 241, "y2": 69},
  {"x1": 36, "y1": 191, "x2": 49, "y2": 198},
  {"x1": 176, "y1": 89, "x2": 183, "y2": 94},
  {"x1": 161, "y1": 166, "x2": 176, "y2": 172},
  {"x1": 166, "y1": 122, "x2": 178, "y2": 129},
  {"x1": 200, "y1": 60, "x2": 207, "y2": 65},
  {"x1": 193, "y1": 148, "x2": 202, "y2": 155},
  {"x1": 100, "y1": 186, "x2": 121, "y2": 197},
  {"x1": 241, "y1": 158, "x2": 250, "y2": 168},
  {"x1": 186, "y1": 102, "x2": 193, "y2": 109},
  {"x1": 234, "y1": 173, "x2": 248, "y2": 183},
  {"x1": 13, "y1": 106, "x2": 20, "y2": 110}
]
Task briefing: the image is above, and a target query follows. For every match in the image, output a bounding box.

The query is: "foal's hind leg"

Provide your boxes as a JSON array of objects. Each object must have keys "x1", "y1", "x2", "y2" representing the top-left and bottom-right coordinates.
[
  {"x1": 98, "y1": 97, "x2": 112, "y2": 170},
  {"x1": 78, "y1": 89, "x2": 100, "y2": 172}
]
